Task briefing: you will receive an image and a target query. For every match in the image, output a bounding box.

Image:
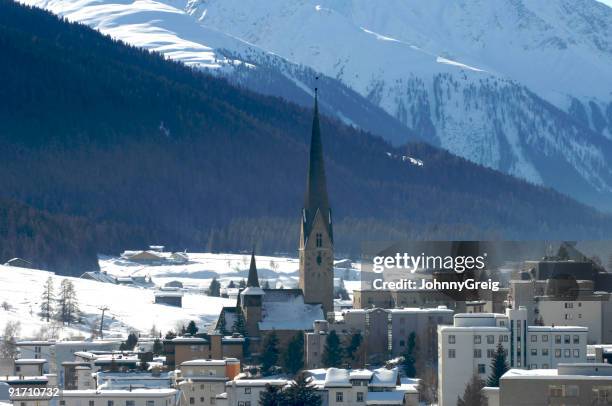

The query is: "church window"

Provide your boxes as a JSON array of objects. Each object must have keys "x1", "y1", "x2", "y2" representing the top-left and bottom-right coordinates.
[
  {"x1": 316, "y1": 233, "x2": 323, "y2": 247},
  {"x1": 317, "y1": 254, "x2": 322, "y2": 266}
]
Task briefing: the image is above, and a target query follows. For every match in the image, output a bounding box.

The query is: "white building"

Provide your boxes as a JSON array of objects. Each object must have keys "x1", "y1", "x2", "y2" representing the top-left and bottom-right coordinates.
[
  {"x1": 58, "y1": 389, "x2": 178, "y2": 406},
  {"x1": 484, "y1": 363, "x2": 612, "y2": 406},
  {"x1": 176, "y1": 359, "x2": 240, "y2": 406},
  {"x1": 438, "y1": 307, "x2": 588, "y2": 406},
  {"x1": 224, "y1": 379, "x2": 288, "y2": 406}
]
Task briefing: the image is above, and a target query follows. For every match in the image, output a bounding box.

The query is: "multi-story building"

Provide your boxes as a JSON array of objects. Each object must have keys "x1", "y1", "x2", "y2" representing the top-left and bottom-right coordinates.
[
  {"x1": 510, "y1": 278, "x2": 612, "y2": 344},
  {"x1": 58, "y1": 389, "x2": 178, "y2": 406},
  {"x1": 175, "y1": 359, "x2": 240, "y2": 406},
  {"x1": 438, "y1": 308, "x2": 588, "y2": 406},
  {"x1": 224, "y1": 379, "x2": 288, "y2": 406},
  {"x1": 305, "y1": 307, "x2": 453, "y2": 368},
  {"x1": 483, "y1": 363, "x2": 612, "y2": 406}
]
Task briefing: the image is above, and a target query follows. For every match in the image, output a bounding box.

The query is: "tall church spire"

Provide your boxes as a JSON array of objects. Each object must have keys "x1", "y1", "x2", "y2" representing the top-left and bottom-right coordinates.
[
  {"x1": 303, "y1": 87, "x2": 333, "y2": 242},
  {"x1": 246, "y1": 250, "x2": 259, "y2": 288},
  {"x1": 299, "y1": 86, "x2": 334, "y2": 318}
]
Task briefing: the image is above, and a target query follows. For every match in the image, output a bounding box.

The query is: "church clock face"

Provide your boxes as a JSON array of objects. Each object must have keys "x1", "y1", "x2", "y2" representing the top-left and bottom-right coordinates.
[{"x1": 316, "y1": 253, "x2": 322, "y2": 266}]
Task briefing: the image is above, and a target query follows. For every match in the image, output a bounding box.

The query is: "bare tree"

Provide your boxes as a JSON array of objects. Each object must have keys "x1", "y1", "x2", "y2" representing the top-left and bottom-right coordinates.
[{"x1": 0, "y1": 321, "x2": 21, "y2": 358}]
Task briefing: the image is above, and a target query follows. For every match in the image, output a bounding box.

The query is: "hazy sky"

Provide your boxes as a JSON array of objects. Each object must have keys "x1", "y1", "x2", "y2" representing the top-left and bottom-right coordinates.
[{"x1": 596, "y1": 0, "x2": 612, "y2": 7}]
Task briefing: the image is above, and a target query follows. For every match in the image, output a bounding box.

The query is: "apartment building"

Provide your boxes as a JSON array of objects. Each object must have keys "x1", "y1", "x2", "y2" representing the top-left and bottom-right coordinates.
[
  {"x1": 58, "y1": 389, "x2": 178, "y2": 406},
  {"x1": 438, "y1": 308, "x2": 588, "y2": 406},
  {"x1": 224, "y1": 379, "x2": 288, "y2": 406},
  {"x1": 484, "y1": 363, "x2": 612, "y2": 406},
  {"x1": 175, "y1": 359, "x2": 240, "y2": 406}
]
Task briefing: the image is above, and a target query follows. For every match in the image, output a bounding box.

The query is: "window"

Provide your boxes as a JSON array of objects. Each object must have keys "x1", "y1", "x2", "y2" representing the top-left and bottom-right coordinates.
[
  {"x1": 592, "y1": 386, "x2": 612, "y2": 403},
  {"x1": 564, "y1": 349, "x2": 571, "y2": 358},
  {"x1": 573, "y1": 349, "x2": 580, "y2": 358},
  {"x1": 566, "y1": 385, "x2": 579, "y2": 397},
  {"x1": 336, "y1": 392, "x2": 343, "y2": 402},
  {"x1": 542, "y1": 348, "x2": 549, "y2": 356},
  {"x1": 474, "y1": 335, "x2": 481, "y2": 344},
  {"x1": 449, "y1": 349, "x2": 456, "y2": 358},
  {"x1": 190, "y1": 398, "x2": 195, "y2": 405},
  {"x1": 316, "y1": 233, "x2": 323, "y2": 247},
  {"x1": 573, "y1": 335, "x2": 580, "y2": 344},
  {"x1": 21, "y1": 403, "x2": 26, "y2": 406},
  {"x1": 108, "y1": 401, "x2": 114, "y2": 406},
  {"x1": 126, "y1": 402, "x2": 135, "y2": 406},
  {"x1": 200, "y1": 398, "x2": 204, "y2": 403},
  {"x1": 357, "y1": 392, "x2": 364, "y2": 402},
  {"x1": 487, "y1": 349, "x2": 495, "y2": 358},
  {"x1": 477, "y1": 364, "x2": 486, "y2": 374},
  {"x1": 487, "y1": 335, "x2": 494, "y2": 344},
  {"x1": 238, "y1": 402, "x2": 244, "y2": 406},
  {"x1": 555, "y1": 349, "x2": 561, "y2": 358},
  {"x1": 542, "y1": 335, "x2": 548, "y2": 342},
  {"x1": 564, "y1": 335, "x2": 570, "y2": 344},
  {"x1": 531, "y1": 349, "x2": 537, "y2": 356},
  {"x1": 147, "y1": 402, "x2": 155, "y2": 406},
  {"x1": 474, "y1": 349, "x2": 482, "y2": 358},
  {"x1": 530, "y1": 364, "x2": 537, "y2": 369},
  {"x1": 210, "y1": 398, "x2": 216, "y2": 405},
  {"x1": 531, "y1": 335, "x2": 537, "y2": 342},
  {"x1": 245, "y1": 403, "x2": 251, "y2": 406},
  {"x1": 549, "y1": 385, "x2": 563, "y2": 397},
  {"x1": 448, "y1": 335, "x2": 455, "y2": 344},
  {"x1": 244, "y1": 388, "x2": 251, "y2": 394},
  {"x1": 399, "y1": 340, "x2": 405, "y2": 347},
  {"x1": 89, "y1": 401, "x2": 95, "y2": 406},
  {"x1": 565, "y1": 303, "x2": 573, "y2": 309},
  {"x1": 555, "y1": 335, "x2": 561, "y2": 344},
  {"x1": 542, "y1": 364, "x2": 549, "y2": 369}
]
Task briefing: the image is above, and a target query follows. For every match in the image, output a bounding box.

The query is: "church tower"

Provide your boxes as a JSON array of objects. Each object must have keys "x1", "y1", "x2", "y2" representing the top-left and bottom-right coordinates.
[
  {"x1": 240, "y1": 251, "x2": 264, "y2": 338},
  {"x1": 299, "y1": 89, "x2": 334, "y2": 318}
]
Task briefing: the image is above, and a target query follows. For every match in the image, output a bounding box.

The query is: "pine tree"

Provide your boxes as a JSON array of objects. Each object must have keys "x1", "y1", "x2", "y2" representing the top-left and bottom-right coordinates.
[
  {"x1": 486, "y1": 343, "x2": 509, "y2": 387},
  {"x1": 322, "y1": 330, "x2": 342, "y2": 368},
  {"x1": 186, "y1": 320, "x2": 198, "y2": 336},
  {"x1": 238, "y1": 279, "x2": 246, "y2": 289},
  {"x1": 121, "y1": 332, "x2": 139, "y2": 351},
  {"x1": 259, "y1": 383, "x2": 284, "y2": 406},
  {"x1": 261, "y1": 331, "x2": 280, "y2": 375},
  {"x1": 208, "y1": 278, "x2": 221, "y2": 297},
  {"x1": 402, "y1": 332, "x2": 417, "y2": 378},
  {"x1": 233, "y1": 306, "x2": 246, "y2": 336},
  {"x1": 0, "y1": 321, "x2": 21, "y2": 358},
  {"x1": 56, "y1": 279, "x2": 79, "y2": 325},
  {"x1": 457, "y1": 374, "x2": 486, "y2": 406},
  {"x1": 40, "y1": 277, "x2": 54, "y2": 322},
  {"x1": 283, "y1": 332, "x2": 304, "y2": 376},
  {"x1": 227, "y1": 280, "x2": 236, "y2": 289},
  {"x1": 282, "y1": 373, "x2": 322, "y2": 406},
  {"x1": 152, "y1": 339, "x2": 163, "y2": 356},
  {"x1": 217, "y1": 311, "x2": 227, "y2": 334},
  {"x1": 344, "y1": 333, "x2": 363, "y2": 367}
]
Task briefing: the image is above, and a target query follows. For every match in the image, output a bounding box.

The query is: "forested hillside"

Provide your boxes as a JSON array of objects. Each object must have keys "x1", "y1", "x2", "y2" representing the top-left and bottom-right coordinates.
[{"x1": 1, "y1": 0, "x2": 612, "y2": 274}]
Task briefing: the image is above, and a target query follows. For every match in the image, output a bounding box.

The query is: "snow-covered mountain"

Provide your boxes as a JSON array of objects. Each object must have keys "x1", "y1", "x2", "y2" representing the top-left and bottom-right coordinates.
[{"x1": 20, "y1": 0, "x2": 612, "y2": 210}]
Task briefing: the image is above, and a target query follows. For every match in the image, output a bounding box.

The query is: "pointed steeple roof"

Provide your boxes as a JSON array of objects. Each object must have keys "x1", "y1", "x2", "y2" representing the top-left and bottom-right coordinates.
[
  {"x1": 247, "y1": 250, "x2": 259, "y2": 288},
  {"x1": 303, "y1": 88, "x2": 333, "y2": 242}
]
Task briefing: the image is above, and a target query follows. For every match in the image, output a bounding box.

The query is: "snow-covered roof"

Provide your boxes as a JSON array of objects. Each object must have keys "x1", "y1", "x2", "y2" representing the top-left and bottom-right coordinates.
[
  {"x1": 389, "y1": 307, "x2": 452, "y2": 314},
  {"x1": 154, "y1": 290, "x2": 183, "y2": 298},
  {"x1": 349, "y1": 369, "x2": 373, "y2": 380},
  {"x1": 324, "y1": 368, "x2": 351, "y2": 388},
  {"x1": 180, "y1": 359, "x2": 226, "y2": 366},
  {"x1": 228, "y1": 379, "x2": 288, "y2": 387},
  {"x1": 370, "y1": 368, "x2": 398, "y2": 388},
  {"x1": 241, "y1": 287, "x2": 265, "y2": 296},
  {"x1": 171, "y1": 337, "x2": 207, "y2": 343},
  {"x1": 15, "y1": 359, "x2": 47, "y2": 364},
  {"x1": 258, "y1": 290, "x2": 324, "y2": 331},
  {"x1": 61, "y1": 389, "x2": 176, "y2": 397}
]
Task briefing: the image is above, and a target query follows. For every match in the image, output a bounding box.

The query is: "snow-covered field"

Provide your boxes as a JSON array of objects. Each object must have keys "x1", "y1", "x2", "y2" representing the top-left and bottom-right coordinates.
[
  {"x1": 99, "y1": 252, "x2": 302, "y2": 291},
  {"x1": 0, "y1": 253, "x2": 360, "y2": 340}
]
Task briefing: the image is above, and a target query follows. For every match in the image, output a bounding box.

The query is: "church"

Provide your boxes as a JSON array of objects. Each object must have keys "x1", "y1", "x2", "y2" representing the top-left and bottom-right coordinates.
[{"x1": 214, "y1": 90, "x2": 335, "y2": 351}]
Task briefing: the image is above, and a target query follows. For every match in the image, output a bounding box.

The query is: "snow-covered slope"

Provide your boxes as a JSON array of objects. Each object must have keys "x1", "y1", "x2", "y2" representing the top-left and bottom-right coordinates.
[
  {"x1": 0, "y1": 264, "x2": 233, "y2": 339},
  {"x1": 18, "y1": 0, "x2": 612, "y2": 210},
  {"x1": 0, "y1": 253, "x2": 361, "y2": 340}
]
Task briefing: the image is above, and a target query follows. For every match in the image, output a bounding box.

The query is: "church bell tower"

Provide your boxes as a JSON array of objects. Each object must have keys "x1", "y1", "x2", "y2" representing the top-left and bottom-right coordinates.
[{"x1": 298, "y1": 89, "x2": 334, "y2": 318}]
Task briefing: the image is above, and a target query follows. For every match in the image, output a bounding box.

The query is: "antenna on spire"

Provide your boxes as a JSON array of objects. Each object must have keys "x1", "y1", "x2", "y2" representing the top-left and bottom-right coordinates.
[{"x1": 315, "y1": 75, "x2": 319, "y2": 95}]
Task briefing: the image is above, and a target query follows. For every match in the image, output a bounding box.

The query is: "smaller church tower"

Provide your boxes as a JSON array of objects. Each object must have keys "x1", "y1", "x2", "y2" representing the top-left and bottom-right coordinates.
[
  {"x1": 240, "y1": 251, "x2": 264, "y2": 338},
  {"x1": 299, "y1": 89, "x2": 334, "y2": 318}
]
